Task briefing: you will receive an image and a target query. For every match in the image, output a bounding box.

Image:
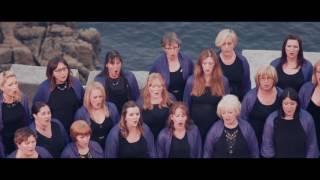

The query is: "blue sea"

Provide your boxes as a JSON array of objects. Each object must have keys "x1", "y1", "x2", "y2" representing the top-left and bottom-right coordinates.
[{"x1": 76, "y1": 22, "x2": 320, "y2": 70}]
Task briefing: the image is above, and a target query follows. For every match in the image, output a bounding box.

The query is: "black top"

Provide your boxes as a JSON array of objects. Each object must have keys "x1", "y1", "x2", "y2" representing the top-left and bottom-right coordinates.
[
  {"x1": 168, "y1": 67, "x2": 185, "y2": 101},
  {"x1": 2, "y1": 102, "x2": 27, "y2": 155},
  {"x1": 105, "y1": 75, "x2": 131, "y2": 113},
  {"x1": 37, "y1": 121, "x2": 67, "y2": 158},
  {"x1": 168, "y1": 133, "x2": 190, "y2": 158},
  {"x1": 276, "y1": 65, "x2": 304, "y2": 93},
  {"x1": 90, "y1": 116, "x2": 114, "y2": 150},
  {"x1": 190, "y1": 87, "x2": 222, "y2": 142},
  {"x1": 274, "y1": 117, "x2": 306, "y2": 158},
  {"x1": 142, "y1": 105, "x2": 169, "y2": 138},
  {"x1": 118, "y1": 134, "x2": 149, "y2": 158},
  {"x1": 79, "y1": 151, "x2": 93, "y2": 158},
  {"x1": 248, "y1": 97, "x2": 280, "y2": 146},
  {"x1": 219, "y1": 56, "x2": 244, "y2": 101},
  {"x1": 213, "y1": 126, "x2": 250, "y2": 158},
  {"x1": 307, "y1": 100, "x2": 320, "y2": 148},
  {"x1": 48, "y1": 85, "x2": 81, "y2": 131}
]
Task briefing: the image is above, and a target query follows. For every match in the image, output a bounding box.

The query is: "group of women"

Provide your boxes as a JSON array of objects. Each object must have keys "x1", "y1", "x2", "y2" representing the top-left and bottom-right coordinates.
[{"x1": 0, "y1": 28, "x2": 319, "y2": 158}]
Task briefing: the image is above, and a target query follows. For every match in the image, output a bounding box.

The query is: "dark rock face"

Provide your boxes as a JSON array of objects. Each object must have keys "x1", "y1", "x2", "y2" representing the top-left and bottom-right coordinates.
[{"x1": 0, "y1": 22, "x2": 101, "y2": 84}]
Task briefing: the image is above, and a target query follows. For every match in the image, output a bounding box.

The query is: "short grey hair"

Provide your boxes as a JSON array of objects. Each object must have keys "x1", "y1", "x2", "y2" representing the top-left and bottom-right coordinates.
[
  {"x1": 161, "y1": 32, "x2": 181, "y2": 47},
  {"x1": 216, "y1": 94, "x2": 241, "y2": 119}
]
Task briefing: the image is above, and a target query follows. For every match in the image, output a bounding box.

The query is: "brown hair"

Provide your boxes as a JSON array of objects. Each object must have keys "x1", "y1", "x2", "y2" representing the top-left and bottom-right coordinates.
[
  {"x1": 46, "y1": 58, "x2": 73, "y2": 91},
  {"x1": 70, "y1": 120, "x2": 92, "y2": 142},
  {"x1": 142, "y1": 73, "x2": 173, "y2": 110},
  {"x1": 119, "y1": 101, "x2": 144, "y2": 138},
  {"x1": 191, "y1": 48, "x2": 225, "y2": 97},
  {"x1": 167, "y1": 102, "x2": 192, "y2": 132},
  {"x1": 14, "y1": 127, "x2": 37, "y2": 145}
]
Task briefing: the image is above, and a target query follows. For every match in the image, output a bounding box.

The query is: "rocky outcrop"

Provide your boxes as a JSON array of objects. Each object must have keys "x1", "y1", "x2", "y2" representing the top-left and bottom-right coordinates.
[{"x1": 0, "y1": 22, "x2": 101, "y2": 84}]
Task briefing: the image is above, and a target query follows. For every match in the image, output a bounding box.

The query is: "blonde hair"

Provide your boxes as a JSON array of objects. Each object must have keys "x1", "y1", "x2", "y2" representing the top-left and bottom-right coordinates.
[
  {"x1": 142, "y1": 73, "x2": 173, "y2": 110},
  {"x1": 215, "y1": 29, "x2": 238, "y2": 48},
  {"x1": 0, "y1": 70, "x2": 22, "y2": 102},
  {"x1": 254, "y1": 65, "x2": 278, "y2": 88},
  {"x1": 312, "y1": 59, "x2": 320, "y2": 85},
  {"x1": 83, "y1": 82, "x2": 109, "y2": 118},
  {"x1": 216, "y1": 95, "x2": 241, "y2": 119},
  {"x1": 191, "y1": 49, "x2": 225, "y2": 97},
  {"x1": 70, "y1": 120, "x2": 92, "y2": 142},
  {"x1": 119, "y1": 101, "x2": 144, "y2": 138}
]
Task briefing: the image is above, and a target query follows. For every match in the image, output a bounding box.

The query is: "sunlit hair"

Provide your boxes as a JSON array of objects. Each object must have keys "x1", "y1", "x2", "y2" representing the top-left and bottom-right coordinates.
[
  {"x1": 142, "y1": 73, "x2": 173, "y2": 110},
  {"x1": 161, "y1": 32, "x2": 181, "y2": 47},
  {"x1": 14, "y1": 127, "x2": 37, "y2": 145},
  {"x1": 0, "y1": 70, "x2": 22, "y2": 102},
  {"x1": 215, "y1": 28, "x2": 238, "y2": 48},
  {"x1": 167, "y1": 102, "x2": 192, "y2": 132},
  {"x1": 312, "y1": 59, "x2": 320, "y2": 85},
  {"x1": 119, "y1": 101, "x2": 144, "y2": 138},
  {"x1": 98, "y1": 50, "x2": 123, "y2": 78},
  {"x1": 280, "y1": 34, "x2": 305, "y2": 68},
  {"x1": 83, "y1": 81, "x2": 109, "y2": 118},
  {"x1": 191, "y1": 49, "x2": 225, "y2": 96},
  {"x1": 46, "y1": 58, "x2": 72, "y2": 91},
  {"x1": 255, "y1": 65, "x2": 278, "y2": 88},
  {"x1": 70, "y1": 120, "x2": 92, "y2": 142},
  {"x1": 217, "y1": 95, "x2": 241, "y2": 119}
]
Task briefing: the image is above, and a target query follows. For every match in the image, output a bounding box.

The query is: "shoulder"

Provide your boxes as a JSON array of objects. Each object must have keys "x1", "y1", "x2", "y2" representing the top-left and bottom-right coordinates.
[
  {"x1": 185, "y1": 75, "x2": 194, "y2": 85},
  {"x1": 271, "y1": 58, "x2": 281, "y2": 67}
]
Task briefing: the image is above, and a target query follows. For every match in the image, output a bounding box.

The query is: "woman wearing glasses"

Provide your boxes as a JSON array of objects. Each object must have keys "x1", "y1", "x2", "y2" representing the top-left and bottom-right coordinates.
[
  {"x1": 150, "y1": 32, "x2": 194, "y2": 101},
  {"x1": 33, "y1": 58, "x2": 84, "y2": 132}
]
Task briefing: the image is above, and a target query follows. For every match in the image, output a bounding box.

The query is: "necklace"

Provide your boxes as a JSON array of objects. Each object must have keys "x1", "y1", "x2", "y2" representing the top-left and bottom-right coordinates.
[
  {"x1": 4, "y1": 101, "x2": 17, "y2": 108},
  {"x1": 56, "y1": 83, "x2": 67, "y2": 91},
  {"x1": 112, "y1": 79, "x2": 120, "y2": 86},
  {"x1": 224, "y1": 128, "x2": 239, "y2": 154}
]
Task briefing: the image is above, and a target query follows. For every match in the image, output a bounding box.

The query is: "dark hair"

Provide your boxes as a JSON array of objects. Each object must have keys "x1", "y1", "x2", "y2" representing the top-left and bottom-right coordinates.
[
  {"x1": 14, "y1": 127, "x2": 37, "y2": 145},
  {"x1": 32, "y1": 101, "x2": 49, "y2": 115},
  {"x1": 280, "y1": 34, "x2": 305, "y2": 68},
  {"x1": 46, "y1": 58, "x2": 72, "y2": 90},
  {"x1": 279, "y1": 87, "x2": 300, "y2": 119},
  {"x1": 98, "y1": 50, "x2": 123, "y2": 77}
]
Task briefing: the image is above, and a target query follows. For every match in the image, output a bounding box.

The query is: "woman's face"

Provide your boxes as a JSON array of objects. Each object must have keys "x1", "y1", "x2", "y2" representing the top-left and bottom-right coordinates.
[
  {"x1": 34, "y1": 105, "x2": 51, "y2": 128},
  {"x1": 163, "y1": 42, "x2": 180, "y2": 60},
  {"x1": 315, "y1": 66, "x2": 320, "y2": 85},
  {"x1": 53, "y1": 62, "x2": 69, "y2": 84},
  {"x1": 17, "y1": 135, "x2": 37, "y2": 157},
  {"x1": 76, "y1": 134, "x2": 90, "y2": 149},
  {"x1": 107, "y1": 58, "x2": 122, "y2": 78},
  {"x1": 221, "y1": 107, "x2": 238, "y2": 127},
  {"x1": 148, "y1": 79, "x2": 163, "y2": 99},
  {"x1": 201, "y1": 57, "x2": 215, "y2": 75},
  {"x1": 285, "y1": 39, "x2": 300, "y2": 60},
  {"x1": 125, "y1": 107, "x2": 140, "y2": 128},
  {"x1": 259, "y1": 75, "x2": 274, "y2": 91},
  {"x1": 171, "y1": 107, "x2": 187, "y2": 130},
  {"x1": 220, "y1": 36, "x2": 235, "y2": 56},
  {"x1": 90, "y1": 89, "x2": 104, "y2": 110},
  {"x1": 1, "y1": 76, "x2": 19, "y2": 97},
  {"x1": 282, "y1": 97, "x2": 297, "y2": 118}
]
